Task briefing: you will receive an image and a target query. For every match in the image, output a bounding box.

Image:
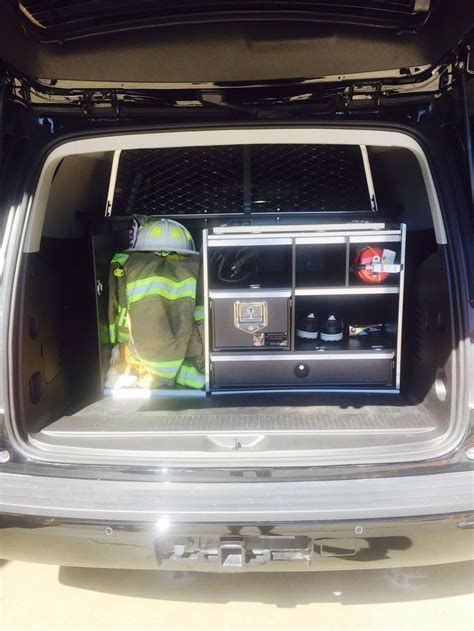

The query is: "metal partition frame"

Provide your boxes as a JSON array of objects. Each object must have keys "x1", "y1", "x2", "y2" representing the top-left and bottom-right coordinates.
[
  {"x1": 202, "y1": 229, "x2": 211, "y2": 392},
  {"x1": 395, "y1": 223, "x2": 407, "y2": 390},
  {"x1": 104, "y1": 150, "x2": 121, "y2": 217}
]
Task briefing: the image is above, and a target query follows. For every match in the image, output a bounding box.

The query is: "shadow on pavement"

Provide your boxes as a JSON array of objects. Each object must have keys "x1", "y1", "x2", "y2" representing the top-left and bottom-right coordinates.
[{"x1": 59, "y1": 561, "x2": 474, "y2": 608}]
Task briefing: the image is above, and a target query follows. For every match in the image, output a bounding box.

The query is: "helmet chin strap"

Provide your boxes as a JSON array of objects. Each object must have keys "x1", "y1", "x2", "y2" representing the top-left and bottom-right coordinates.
[{"x1": 153, "y1": 252, "x2": 186, "y2": 261}]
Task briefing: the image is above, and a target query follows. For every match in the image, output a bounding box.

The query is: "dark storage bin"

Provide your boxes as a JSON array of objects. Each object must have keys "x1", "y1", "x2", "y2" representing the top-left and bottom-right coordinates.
[
  {"x1": 207, "y1": 244, "x2": 292, "y2": 290},
  {"x1": 295, "y1": 294, "x2": 399, "y2": 343},
  {"x1": 295, "y1": 243, "x2": 347, "y2": 288}
]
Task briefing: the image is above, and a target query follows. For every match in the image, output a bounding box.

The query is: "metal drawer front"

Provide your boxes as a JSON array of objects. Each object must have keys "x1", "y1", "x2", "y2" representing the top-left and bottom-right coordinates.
[{"x1": 212, "y1": 353, "x2": 394, "y2": 388}]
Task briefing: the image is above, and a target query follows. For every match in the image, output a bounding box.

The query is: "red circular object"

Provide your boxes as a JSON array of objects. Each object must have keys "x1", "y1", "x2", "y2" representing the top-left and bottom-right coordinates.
[{"x1": 355, "y1": 246, "x2": 389, "y2": 284}]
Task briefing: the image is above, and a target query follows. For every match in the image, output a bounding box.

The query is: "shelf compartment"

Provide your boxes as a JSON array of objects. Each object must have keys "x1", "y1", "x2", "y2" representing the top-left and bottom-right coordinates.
[
  {"x1": 349, "y1": 240, "x2": 402, "y2": 288},
  {"x1": 207, "y1": 243, "x2": 293, "y2": 290},
  {"x1": 295, "y1": 243, "x2": 347, "y2": 288},
  {"x1": 295, "y1": 294, "x2": 399, "y2": 336}
]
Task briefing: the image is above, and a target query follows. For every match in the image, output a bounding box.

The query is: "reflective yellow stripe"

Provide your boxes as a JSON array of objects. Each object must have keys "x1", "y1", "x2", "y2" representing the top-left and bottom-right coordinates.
[
  {"x1": 109, "y1": 323, "x2": 117, "y2": 343},
  {"x1": 176, "y1": 365, "x2": 205, "y2": 389},
  {"x1": 127, "y1": 276, "x2": 197, "y2": 304},
  {"x1": 118, "y1": 307, "x2": 128, "y2": 327},
  {"x1": 127, "y1": 275, "x2": 196, "y2": 291},
  {"x1": 128, "y1": 286, "x2": 196, "y2": 303},
  {"x1": 139, "y1": 358, "x2": 183, "y2": 369},
  {"x1": 193, "y1": 305, "x2": 204, "y2": 321},
  {"x1": 139, "y1": 358, "x2": 184, "y2": 379},
  {"x1": 111, "y1": 253, "x2": 130, "y2": 266}
]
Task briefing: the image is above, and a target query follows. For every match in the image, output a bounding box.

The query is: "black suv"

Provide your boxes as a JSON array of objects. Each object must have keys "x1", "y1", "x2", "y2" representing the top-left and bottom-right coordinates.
[{"x1": 0, "y1": 1, "x2": 473, "y2": 571}]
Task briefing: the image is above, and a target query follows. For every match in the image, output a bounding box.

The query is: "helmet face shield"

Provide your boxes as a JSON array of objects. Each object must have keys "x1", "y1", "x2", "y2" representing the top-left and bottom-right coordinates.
[{"x1": 129, "y1": 218, "x2": 198, "y2": 255}]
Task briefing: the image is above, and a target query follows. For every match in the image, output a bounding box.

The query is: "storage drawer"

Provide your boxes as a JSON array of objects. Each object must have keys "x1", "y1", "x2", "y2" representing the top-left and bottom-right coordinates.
[{"x1": 211, "y1": 352, "x2": 395, "y2": 388}]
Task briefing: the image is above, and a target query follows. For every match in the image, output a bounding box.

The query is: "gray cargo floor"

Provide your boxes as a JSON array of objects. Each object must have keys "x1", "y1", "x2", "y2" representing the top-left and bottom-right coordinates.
[
  {"x1": 42, "y1": 393, "x2": 434, "y2": 435},
  {"x1": 30, "y1": 393, "x2": 446, "y2": 464}
]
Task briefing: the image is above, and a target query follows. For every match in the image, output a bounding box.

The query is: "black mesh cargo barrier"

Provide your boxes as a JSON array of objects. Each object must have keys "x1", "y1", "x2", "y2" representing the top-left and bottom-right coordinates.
[
  {"x1": 249, "y1": 144, "x2": 371, "y2": 213},
  {"x1": 113, "y1": 147, "x2": 244, "y2": 216},
  {"x1": 112, "y1": 145, "x2": 373, "y2": 216}
]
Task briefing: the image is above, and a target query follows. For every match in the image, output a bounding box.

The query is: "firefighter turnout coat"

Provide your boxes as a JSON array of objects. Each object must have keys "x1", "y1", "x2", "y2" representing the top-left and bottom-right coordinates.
[{"x1": 108, "y1": 251, "x2": 205, "y2": 389}]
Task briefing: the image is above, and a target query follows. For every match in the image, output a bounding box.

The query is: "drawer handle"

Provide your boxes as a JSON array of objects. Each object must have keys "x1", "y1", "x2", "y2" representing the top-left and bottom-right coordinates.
[{"x1": 294, "y1": 362, "x2": 310, "y2": 378}]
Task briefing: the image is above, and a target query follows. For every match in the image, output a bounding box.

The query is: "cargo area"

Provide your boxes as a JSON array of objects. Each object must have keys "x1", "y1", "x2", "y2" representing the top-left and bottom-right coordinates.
[{"x1": 10, "y1": 130, "x2": 462, "y2": 466}]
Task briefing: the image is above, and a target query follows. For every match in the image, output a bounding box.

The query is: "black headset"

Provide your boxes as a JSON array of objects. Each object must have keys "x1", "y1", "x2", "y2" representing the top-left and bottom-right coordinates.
[{"x1": 211, "y1": 247, "x2": 258, "y2": 284}]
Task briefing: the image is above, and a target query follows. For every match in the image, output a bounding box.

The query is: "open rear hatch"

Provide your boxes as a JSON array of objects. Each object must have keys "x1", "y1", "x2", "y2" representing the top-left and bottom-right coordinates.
[{"x1": 1, "y1": 0, "x2": 473, "y2": 85}]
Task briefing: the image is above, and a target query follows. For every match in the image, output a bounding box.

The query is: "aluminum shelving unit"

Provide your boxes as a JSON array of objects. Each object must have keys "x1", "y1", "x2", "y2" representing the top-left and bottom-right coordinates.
[{"x1": 204, "y1": 223, "x2": 406, "y2": 393}]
